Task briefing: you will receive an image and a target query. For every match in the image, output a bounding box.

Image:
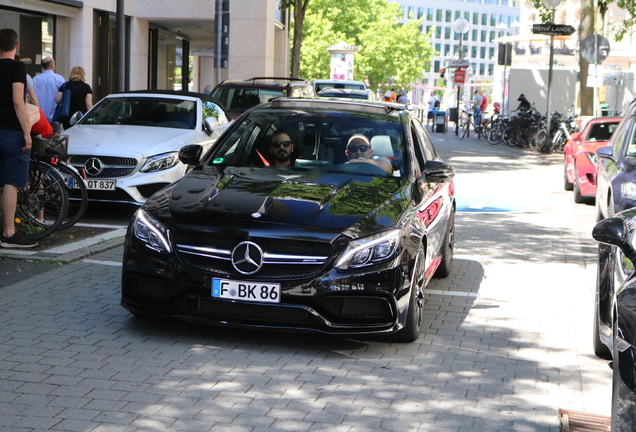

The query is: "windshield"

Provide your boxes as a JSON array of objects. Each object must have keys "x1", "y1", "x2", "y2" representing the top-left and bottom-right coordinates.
[
  {"x1": 80, "y1": 96, "x2": 197, "y2": 129},
  {"x1": 211, "y1": 86, "x2": 287, "y2": 113},
  {"x1": 205, "y1": 108, "x2": 406, "y2": 178},
  {"x1": 315, "y1": 82, "x2": 366, "y2": 92}
]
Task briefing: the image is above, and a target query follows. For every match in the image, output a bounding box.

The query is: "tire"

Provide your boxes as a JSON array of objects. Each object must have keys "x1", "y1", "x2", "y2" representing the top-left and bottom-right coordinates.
[
  {"x1": 434, "y1": 209, "x2": 454, "y2": 278},
  {"x1": 15, "y1": 161, "x2": 69, "y2": 241},
  {"x1": 564, "y1": 165, "x2": 574, "y2": 191},
  {"x1": 393, "y1": 252, "x2": 425, "y2": 343},
  {"x1": 503, "y1": 127, "x2": 517, "y2": 146},
  {"x1": 488, "y1": 124, "x2": 503, "y2": 145},
  {"x1": 573, "y1": 173, "x2": 587, "y2": 204},
  {"x1": 513, "y1": 127, "x2": 532, "y2": 148},
  {"x1": 593, "y1": 262, "x2": 612, "y2": 360},
  {"x1": 532, "y1": 129, "x2": 547, "y2": 152},
  {"x1": 56, "y1": 163, "x2": 88, "y2": 230},
  {"x1": 460, "y1": 120, "x2": 470, "y2": 140}
]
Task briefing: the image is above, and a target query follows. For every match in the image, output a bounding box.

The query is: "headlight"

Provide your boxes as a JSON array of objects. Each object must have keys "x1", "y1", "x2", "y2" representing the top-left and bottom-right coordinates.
[
  {"x1": 586, "y1": 152, "x2": 598, "y2": 166},
  {"x1": 140, "y1": 152, "x2": 180, "y2": 173},
  {"x1": 335, "y1": 230, "x2": 401, "y2": 270},
  {"x1": 621, "y1": 182, "x2": 636, "y2": 200},
  {"x1": 132, "y1": 209, "x2": 172, "y2": 253}
]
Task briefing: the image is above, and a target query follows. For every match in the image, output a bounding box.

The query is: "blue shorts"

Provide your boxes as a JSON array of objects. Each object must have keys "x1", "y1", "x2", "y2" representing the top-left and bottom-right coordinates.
[
  {"x1": 427, "y1": 111, "x2": 434, "y2": 119},
  {"x1": 0, "y1": 130, "x2": 30, "y2": 187}
]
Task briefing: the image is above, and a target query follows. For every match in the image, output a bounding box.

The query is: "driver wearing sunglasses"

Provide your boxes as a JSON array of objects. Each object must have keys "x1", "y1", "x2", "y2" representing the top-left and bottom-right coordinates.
[
  {"x1": 268, "y1": 131, "x2": 295, "y2": 166},
  {"x1": 345, "y1": 134, "x2": 392, "y2": 174}
]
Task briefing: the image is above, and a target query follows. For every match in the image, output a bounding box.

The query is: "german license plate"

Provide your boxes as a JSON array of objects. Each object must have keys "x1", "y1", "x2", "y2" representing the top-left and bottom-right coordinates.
[
  {"x1": 82, "y1": 179, "x2": 116, "y2": 190},
  {"x1": 212, "y1": 278, "x2": 280, "y2": 303}
]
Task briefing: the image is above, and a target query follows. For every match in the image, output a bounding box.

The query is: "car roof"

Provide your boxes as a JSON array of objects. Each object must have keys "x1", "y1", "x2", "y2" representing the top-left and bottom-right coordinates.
[
  {"x1": 108, "y1": 89, "x2": 222, "y2": 103},
  {"x1": 313, "y1": 79, "x2": 366, "y2": 85},
  {"x1": 216, "y1": 77, "x2": 311, "y2": 87},
  {"x1": 256, "y1": 97, "x2": 407, "y2": 115}
]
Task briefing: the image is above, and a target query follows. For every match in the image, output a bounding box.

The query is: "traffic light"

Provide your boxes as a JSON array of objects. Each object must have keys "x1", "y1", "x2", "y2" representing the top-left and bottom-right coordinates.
[{"x1": 440, "y1": 68, "x2": 445, "y2": 79}]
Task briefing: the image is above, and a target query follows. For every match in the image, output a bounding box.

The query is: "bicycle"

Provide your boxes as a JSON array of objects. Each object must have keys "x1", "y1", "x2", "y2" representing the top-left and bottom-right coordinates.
[
  {"x1": 460, "y1": 110, "x2": 482, "y2": 140},
  {"x1": 32, "y1": 135, "x2": 88, "y2": 230}
]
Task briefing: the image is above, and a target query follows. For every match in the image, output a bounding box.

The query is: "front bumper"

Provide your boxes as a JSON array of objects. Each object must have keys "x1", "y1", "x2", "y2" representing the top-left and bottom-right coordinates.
[{"x1": 121, "y1": 236, "x2": 415, "y2": 335}]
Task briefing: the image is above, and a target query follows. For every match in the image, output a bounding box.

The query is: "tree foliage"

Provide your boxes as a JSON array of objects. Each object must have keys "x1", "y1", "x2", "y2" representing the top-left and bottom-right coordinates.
[{"x1": 296, "y1": 0, "x2": 434, "y2": 92}]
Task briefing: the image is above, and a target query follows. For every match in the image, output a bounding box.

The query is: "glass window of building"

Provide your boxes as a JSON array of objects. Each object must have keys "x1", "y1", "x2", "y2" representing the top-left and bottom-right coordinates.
[
  {"x1": 455, "y1": 11, "x2": 461, "y2": 20},
  {"x1": 480, "y1": 47, "x2": 486, "y2": 58},
  {"x1": 427, "y1": 8, "x2": 434, "y2": 20},
  {"x1": 481, "y1": 30, "x2": 487, "y2": 42},
  {"x1": 436, "y1": 10, "x2": 443, "y2": 21},
  {"x1": 490, "y1": 31, "x2": 496, "y2": 42},
  {"x1": 490, "y1": 14, "x2": 497, "y2": 26},
  {"x1": 435, "y1": 43, "x2": 441, "y2": 53},
  {"x1": 453, "y1": 45, "x2": 458, "y2": 56},
  {"x1": 464, "y1": 11, "x2": 470, "y2": 20},
  {"x1": 445, "y1": 27, "x2": 451, "y2": 38},
  {"x1": 472, "y1": 12, "x2": 479, "y2": 25},
  {"x1": 488, "y1": 64, "x2": 494, "y2": 75},
  {"x1": 472, "y1": 29, "x2": 478, "y2": 41},
  {"x1": 479, "y1": 63, "x2": 486, "y2": 75},
  {"x1": 445, "y1": 10, "x2": 452, "y2": 22},
  {"x1": 426, "y1": 26, "x2": 432, "y2": 34},
  {"x1": 444, "y1": 44, "x2": 451, "y2": 55},
  {"x1": 434, "y1": 60, "x2": 440, "y2": 72},
  {"x1": 435, "y1": 27, "x2": 442, "y2": 38},
  {"x1": 481, "y1": 14, "x2": 488, "y2": 26},
  {"x1": 471, "y1": 62, "x2": 477, "y2": 73},
  {"x1": 418, "y1": 7, "x2": 425, "y2": 19},
  {"x1": 489, "y1": 47, "x2": 495, "y2": 58},
  {"x1": 471, "y1": 46, "x2": 477, "y2": 58}
]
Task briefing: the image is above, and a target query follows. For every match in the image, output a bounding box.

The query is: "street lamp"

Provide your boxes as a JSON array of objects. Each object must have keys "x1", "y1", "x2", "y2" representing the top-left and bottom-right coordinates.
[{"x1": 453, "y1": 18, "x2": 470, "y2": 135}]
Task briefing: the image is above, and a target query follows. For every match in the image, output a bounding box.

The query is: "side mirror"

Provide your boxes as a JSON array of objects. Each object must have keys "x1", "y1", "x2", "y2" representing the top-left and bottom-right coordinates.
[
  {"x1": 204, "y1": 117, "x2": 219, "y2": 132},
  {"x1": 179, "y1": 144, "x2": 203, "y2": 166},
  {"x1": 596, "y1": 146, "x2": 614, "y2": 160},
  {"x1": 69, "y1": 111, "x2": 84, "y2": 126},
  {"x1": 570, "y1": 131, "x2": 581, "y2": 141},
  {"x1": 424, "y1": 160, "x2": 455, "y2": 183},
  {"x1": 593, "y1": 217, "x2": 628, "y2": 249}
]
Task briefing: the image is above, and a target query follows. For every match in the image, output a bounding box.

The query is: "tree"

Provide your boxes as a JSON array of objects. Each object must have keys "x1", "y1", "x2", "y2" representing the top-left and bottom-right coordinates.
[
  {"x1": 282, "y1": 0, "x2": 311, "y2": 78},
  {"x1": 297, "y1": 0, "x2": 434, "y2": 92}
]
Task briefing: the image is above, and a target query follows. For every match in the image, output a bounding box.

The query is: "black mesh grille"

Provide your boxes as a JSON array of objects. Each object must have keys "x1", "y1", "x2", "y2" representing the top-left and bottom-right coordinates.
[{"x1": 314, "y1": 296, "x2": 393, "y2": 321}]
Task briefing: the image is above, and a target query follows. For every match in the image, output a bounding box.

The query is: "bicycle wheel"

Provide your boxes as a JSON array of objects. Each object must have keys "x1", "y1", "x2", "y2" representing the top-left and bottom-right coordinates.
[
  {"x1": 532, "y1": 129, "x2": 547, "y2": 152},
  {"x1": 503, "y1": 127, "x2": 517, "y2": 146},
  {"x1": 488, "y1": 123, "x2": 503, "y2": 145},
  {"x1": 460, "y1": 120, "x2": 471, "y2": 140},
  {"x1": 55, "y1": 163, "x2": 88, "y2": 230},
  {"x1": 14, "y1": 161, "x2": 69, "y2": 241},
  {"x1": 514, "y1": 127, "x2": 532, "y2": 148}
]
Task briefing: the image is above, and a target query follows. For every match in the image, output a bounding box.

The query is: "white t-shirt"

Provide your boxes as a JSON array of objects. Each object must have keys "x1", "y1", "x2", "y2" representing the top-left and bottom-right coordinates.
[{"x1": 428, "y1": 96, "x2": 437, "y2": 112}]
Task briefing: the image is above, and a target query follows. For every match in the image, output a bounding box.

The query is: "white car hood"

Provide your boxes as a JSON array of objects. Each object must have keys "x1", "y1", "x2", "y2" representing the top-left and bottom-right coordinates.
[{"x1": 65, "y1": 124, "x2": 200, "y2": 158}]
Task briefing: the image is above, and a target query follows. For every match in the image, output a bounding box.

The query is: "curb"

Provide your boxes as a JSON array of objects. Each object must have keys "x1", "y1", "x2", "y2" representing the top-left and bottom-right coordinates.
[{"x1": 0, "y1": 228, "x2": 127, "y2": 263}]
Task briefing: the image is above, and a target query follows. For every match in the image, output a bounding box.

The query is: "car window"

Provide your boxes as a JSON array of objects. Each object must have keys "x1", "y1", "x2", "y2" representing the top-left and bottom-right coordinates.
[
  {"x1": 412, "y1": 118, "x2": 437, "y2": 161},
  {"x1": 202, "y1": 101, "x2": 229, "y2": 126},
  {"x1": 587, "y1": 122, "x2": 619, "y2": 141},
  {"x1": 614, "y1": 117, "x2": 635, "y2": 157},
  {"x1": 205, "y1": 108, "x2": 406, "y2": 178},
  {"x1": 81, "y1": 97, "x2": 196, "y2": 129}
]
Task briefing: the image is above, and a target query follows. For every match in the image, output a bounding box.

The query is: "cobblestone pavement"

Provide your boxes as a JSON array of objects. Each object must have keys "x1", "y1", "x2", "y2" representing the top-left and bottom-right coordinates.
[{"x1": 0, "y1": 133, "x2": 610, "y2": 431}]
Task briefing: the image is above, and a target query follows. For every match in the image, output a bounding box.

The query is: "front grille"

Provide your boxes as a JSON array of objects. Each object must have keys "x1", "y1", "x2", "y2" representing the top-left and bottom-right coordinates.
[
  {"x1": 196, "y1": 299, "x2": 321, "y2": 325},
  {"x1": 175, "y1": 236, "x2": 332, "y2": 280},
  {"x1": 69, "y1": 155, "x2": 138, "y2": 179},
  {"x1": 315, "y1": 296, "x2": 393, "y2": 320}
]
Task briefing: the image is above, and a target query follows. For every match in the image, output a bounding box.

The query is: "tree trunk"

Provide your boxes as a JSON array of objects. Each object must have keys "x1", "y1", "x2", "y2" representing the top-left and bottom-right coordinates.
[
  {"x1": 290, "y1": 0, "x2": 310, "y2": 78},
  {"x1": 579, "y1": 0, "x2": 594, "y2": 116}
]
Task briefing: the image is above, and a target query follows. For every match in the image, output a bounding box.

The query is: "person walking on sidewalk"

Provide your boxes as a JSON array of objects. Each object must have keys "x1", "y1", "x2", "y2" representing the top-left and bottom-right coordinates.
[
  {"x1": 0, "y1": 28, "x2": 36, "y2": 248},
  {"x1": 32, "y1": 56, "x2": 65, "y2": 122},
  {"x1": 55, "y1": 66, "x2": 93, "y2": 129}
]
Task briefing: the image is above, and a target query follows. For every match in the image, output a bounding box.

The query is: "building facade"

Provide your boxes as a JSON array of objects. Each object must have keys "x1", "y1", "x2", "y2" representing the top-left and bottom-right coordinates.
[{"x1": 1, "y1": 0, "x2": 291, "y2": 101}]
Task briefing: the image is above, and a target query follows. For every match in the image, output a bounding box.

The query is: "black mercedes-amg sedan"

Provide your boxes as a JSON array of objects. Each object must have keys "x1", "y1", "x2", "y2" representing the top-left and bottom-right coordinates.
[{"x1": 121, "y1": 98, "x2": 455, "y2": 342}]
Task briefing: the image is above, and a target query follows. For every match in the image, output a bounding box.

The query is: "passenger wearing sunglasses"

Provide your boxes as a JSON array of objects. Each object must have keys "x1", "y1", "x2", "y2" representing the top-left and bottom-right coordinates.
[
  {"x1": 345, "y1": 134, "x2": 392, "y2": 174},
  {"x1": 268, "y1": 131, "x2": 295, "y2": 166}
]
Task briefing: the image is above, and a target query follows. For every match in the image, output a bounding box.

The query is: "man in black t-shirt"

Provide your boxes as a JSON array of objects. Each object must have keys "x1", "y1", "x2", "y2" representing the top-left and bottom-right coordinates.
[{"x1": 0, "y1": 28, "x2": 36, "y2": 248}]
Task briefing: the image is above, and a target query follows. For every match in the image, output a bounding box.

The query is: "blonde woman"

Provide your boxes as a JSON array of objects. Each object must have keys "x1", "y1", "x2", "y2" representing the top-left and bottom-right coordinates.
[{"x1": 55, "y1": 66, "x2": 92, "y2": 128}]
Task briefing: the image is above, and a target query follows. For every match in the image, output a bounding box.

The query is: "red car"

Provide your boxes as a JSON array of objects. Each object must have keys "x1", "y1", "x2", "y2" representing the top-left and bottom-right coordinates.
[{"x1": 564, "y1": 116, "x2": 622, "y2": 203}]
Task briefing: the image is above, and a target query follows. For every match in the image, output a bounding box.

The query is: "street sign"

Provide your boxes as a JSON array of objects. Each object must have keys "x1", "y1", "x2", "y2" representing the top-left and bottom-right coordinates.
[
  {"x1": 447, "y1": 59, "x2": 470, "y2": 68},
  {"x1": 454, "y1": 69, "x2": 466, "y2": 84},
  {"x1": 532, "y1": 24, "x2": 576, "y2": 36},
  {"x1": 580, "y1": 34, "x2": 610, "y2": 64}
]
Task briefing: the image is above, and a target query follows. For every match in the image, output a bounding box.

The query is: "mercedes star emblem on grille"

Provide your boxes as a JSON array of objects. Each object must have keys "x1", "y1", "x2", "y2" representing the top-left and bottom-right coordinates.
[
  {"x1": 231, "y1": 241, "x2": 264, "y2": 275},
  {"x1": 85, "y1": 157, "x2": 104, "y2": 176}
]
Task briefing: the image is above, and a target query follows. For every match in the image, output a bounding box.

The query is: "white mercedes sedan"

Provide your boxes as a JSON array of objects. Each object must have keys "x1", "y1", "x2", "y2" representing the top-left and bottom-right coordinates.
[{"x1": 65, "y1": 90, "x2": 230, "y2": 205}]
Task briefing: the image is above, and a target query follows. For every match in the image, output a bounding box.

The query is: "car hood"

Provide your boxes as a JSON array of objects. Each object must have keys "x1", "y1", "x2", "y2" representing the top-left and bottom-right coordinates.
[
  {"x1": 156, "y1": 165, "x2": 407, "y2": 238},
  {"x1": 65, "y1": 125, "x2": 199, "y2": 158},
  {"x1": 577, "y1": 140, "x2": 610, "y2": 154}
]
